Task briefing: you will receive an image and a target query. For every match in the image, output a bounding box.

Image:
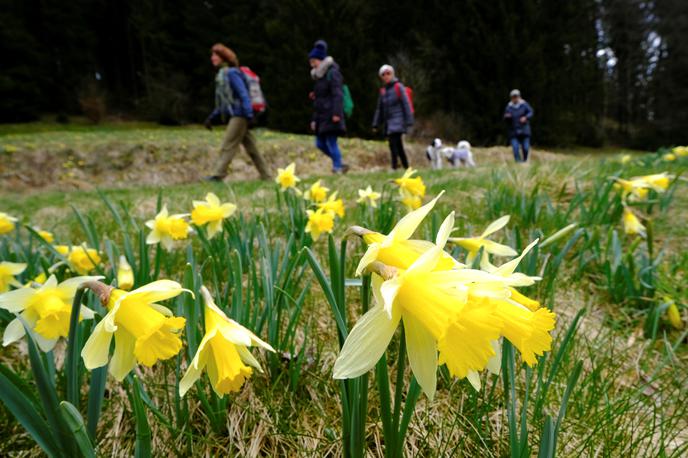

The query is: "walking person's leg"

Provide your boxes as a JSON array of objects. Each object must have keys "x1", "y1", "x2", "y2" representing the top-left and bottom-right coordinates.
[
  {"x1": 325, "y1": 135, "x2": 343, "y2": 171},
  {"x1": 397, "y1": 134, "x2": 409, "y2": 169},
  {"x1": 213, "y1": 117, "x2": 245, "y2": 178},
  {"x1": 521, "y1": 136, "x2": 530, "y2": 162},
  {"x1": 510, "y1": 137, "x2": 522, "y2": 162},
  {"x1": 241, "y1": 128, "x2": 271, "y2": 180},
  {"x1": 388, "y1": 134, "x2": 400, "y2": 169},
  {"x1": 315, "y1": 134, "x2": 332, "y2": 159}
]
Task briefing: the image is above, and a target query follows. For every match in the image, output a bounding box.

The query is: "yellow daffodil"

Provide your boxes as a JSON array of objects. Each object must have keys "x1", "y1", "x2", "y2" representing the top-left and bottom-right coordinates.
[
  {"x1": 0, "y1": 213, "x2": 17, "y2": 235},
  {"x1": 305, "y1": 208, "x2": 335, "y2": 241},
  {"x1": 81, "y1": 280, "x2": 189, "y2": 380},
  {"x1": 632, "y1": 172, "x2": 672, "y2": 193},
  {"x1": 304, "y1": 180, "x2": 329, "y2": 203},
  {"x1": 0, "y1": 274, "x2": 101, "y2": 351},
  {"x1": 393, "y1": 168, "x2": 426, "y2": 198},
  {"x1": 275, "y1": 162, "x2": 300, "y2": 191},
  {"x1": 448, "y1": 215, "x2": 517, "y2": 271},
  {"x1": 180, "y1": 287, "x2": 274, "y2": 397},
  {"x1": 317, "y1": 191, "x2": 345, "y2": 218},
  {"x1": 401, "y1": 194, "x2": 422, "y2": 211},
  {"x1": 612, "y1": 178, "x2": 649, "y2": 201},
  {"x1": 620, "y1": 154, "x2": 632, "y2": 164},
  {"x1": 191, "y1": 192, "x2": 236, "y2": 238},
  {"x1": 663, "y1": 153, "x2": 676, "y2": 162},
  {"x1": 55, "y1": 244, "x2": 102, "y2": 275},
  {"x1": 27, "y1": 272, "x2": 47, "y2": 286},
  {"x1": 336, "y1": 212, "x2": 555, "y2": 397},
  {"x1": 145, "y1": 205, "x2": 191, "y2": 250},
  {"x1": 357, "y1": 186, "x2": 381, "y2": 208},
  {"x1": 665, "y1": 299, "x2": 682, "y2": 330},
  {"x1": 117, "y1": 255, "x2": 134, "y2": 291},
  {"x1": 35, "y1": 229, "x2": 54, "y2": 243},
  {"x1": 622, "y1": 207, "x2": 645, "y2": 237},
  {"x1": 0, "y1": 262, "x2": 26, "y2": 293},
  {"x1": 672, "y1": 146, "x2": 688, "y2": 157},
  {"x1": 354, "y1": 193, "x2": 459, "y2": 276}
]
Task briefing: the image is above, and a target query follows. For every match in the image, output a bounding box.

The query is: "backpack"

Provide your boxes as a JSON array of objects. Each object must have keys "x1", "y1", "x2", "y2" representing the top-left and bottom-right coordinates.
[
  {"x1": 327, "y1": 69, "x2": 354, "y2": 118},
  {"x1": 382, "y1": 82, "x2": 415, "y2": 114},
  {"x1": 239, "y1": 66, "x2": 267, "y2": 114}
]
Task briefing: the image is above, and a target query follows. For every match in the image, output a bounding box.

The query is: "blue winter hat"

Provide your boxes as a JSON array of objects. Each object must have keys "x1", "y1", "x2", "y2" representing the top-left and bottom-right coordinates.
[{"x1": 308, "y1": 40, "x2": 328, "y2": 60}]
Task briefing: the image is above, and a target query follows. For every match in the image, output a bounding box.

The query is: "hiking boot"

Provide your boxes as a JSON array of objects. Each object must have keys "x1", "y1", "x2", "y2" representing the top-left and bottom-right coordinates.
[
  {"x1": 203, "y1": 175, "x2": 224, "y2": 182},
  {"x1": 333, "y1": 164, "x2": 350, "y2": 175}
]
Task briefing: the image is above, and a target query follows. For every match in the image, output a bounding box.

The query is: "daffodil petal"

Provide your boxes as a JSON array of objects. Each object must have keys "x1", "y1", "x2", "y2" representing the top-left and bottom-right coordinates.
[
  {"x1": 109, "y1": 329, "x2": 137, "y2": 381},
  {"x1": 2, "y1": 317, "x2": 25, "y2": 346},
  {"x1": 124, "y1": 280, "x2": 186, "y2": 305},
  {"x1": 466, "y1": 370, "x2": 481, "y2": 391},
  {"x1": 333, "y1": 305, "x2": 400, "y2": 379},
  {"x1": 435, "y1": 211, "x2": 455, "y2": 248},
  {"x1": 403, "y1": 314, "x2": 438, "y2": 400},
  {"x1": 237, "y1": 346, "x2": 264, "y2": 372},
  {"x1": 356, "y1": 244, "x2": 381, "y2": 276},
  {"x1": 486, "y1": 340, "x2": 502, "y2": 375},
  {"x1": 480, "y1": 215, "x2": 510, "y2": 238},
  {"x1": 0, "y1": 287, "x2": 35, "y2": 313},
  {"x1": 494, "y1": 239, "x2": 539, "y2": 276},
  {"x1": 389, "y1": 192, "x2": 443, "y2": 242},
  {"x1": 380, "y1": 276, "x2": 402, "y2": 318},
  {"x1": 180, "y1": 347, "x2": 209, "y2": 397},
  {"x1": 481, "y1": 240, "x2": 518, "y2": 257},
  {"x1": 81, "y1": 320, "x2": 114, "y2": 369}
]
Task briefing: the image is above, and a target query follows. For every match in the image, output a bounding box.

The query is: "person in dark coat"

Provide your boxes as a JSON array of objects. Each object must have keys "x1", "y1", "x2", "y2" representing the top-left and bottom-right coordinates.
[
  {"x1": 503, "y1": 89, "x2": 534, "y2": 162},
  {"x1": 308, "y1": 40, "x2": 349, "y2": 174},
  {"x1": 372, "y1": 64, "x2": 414, "y2": 169}
]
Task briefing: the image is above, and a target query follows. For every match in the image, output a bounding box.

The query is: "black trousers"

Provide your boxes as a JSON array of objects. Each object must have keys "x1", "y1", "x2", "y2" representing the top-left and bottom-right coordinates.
[{"x1": 388, "y1": 133, "x2": 409, "y2": 169}]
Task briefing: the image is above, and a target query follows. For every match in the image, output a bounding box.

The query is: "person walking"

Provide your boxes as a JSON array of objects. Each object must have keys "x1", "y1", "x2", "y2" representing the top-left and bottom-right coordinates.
[
  {"x1": 204, "y1": 43, "x2": 270, "y2": 181},
  {"x1": 503, "y1": 89, "x2": 534, "y2": 163},
  {"x1": 372, "y1": 64, "x2": 414, "y2": 169},
  {"x1": 308, "y1": 40, "x2": 349, "y2": 174}
]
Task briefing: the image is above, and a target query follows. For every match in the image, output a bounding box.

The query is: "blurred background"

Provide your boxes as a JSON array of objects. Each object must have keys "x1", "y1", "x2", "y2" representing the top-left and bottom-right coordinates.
[{"x1": 1, "y1": 0, "x2": 686, "y2": 147}]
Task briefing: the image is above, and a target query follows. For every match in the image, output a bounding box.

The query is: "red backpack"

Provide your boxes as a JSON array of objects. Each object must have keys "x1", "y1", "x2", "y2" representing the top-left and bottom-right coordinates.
[
  {"x1": 381, "y1": 82, "x2": 415, "y2": 114},
  {"x1": 239, "y1": 66, "x2": 267, "y2": 114}
]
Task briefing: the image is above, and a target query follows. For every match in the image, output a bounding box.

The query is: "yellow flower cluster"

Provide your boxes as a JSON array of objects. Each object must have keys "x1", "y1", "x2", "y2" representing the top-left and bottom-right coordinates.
[
  {"x1": 56, "y1": 244, "x2": 102, "y2": 275},
  {"x1": 335, "y1": 195, "x2": 556, "y2": 397},
  {"x1": 393, "y1": 168, "x2": 426, "y2": 211}
]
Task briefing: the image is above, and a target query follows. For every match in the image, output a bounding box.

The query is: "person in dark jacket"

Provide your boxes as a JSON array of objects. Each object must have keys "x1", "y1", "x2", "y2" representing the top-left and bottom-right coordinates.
[
  {"x1": 373, "y1": 64, "x2": 414, "y2": 169},
  {"x1": 204, "y1": 43, "x2": 270, "y2": 181},
  {"x1": 308, "y1": 40, "x2": 349, "y2": 174},
  {"x1": 503, "y1": 89, "x2": 534, "y2": 163}
]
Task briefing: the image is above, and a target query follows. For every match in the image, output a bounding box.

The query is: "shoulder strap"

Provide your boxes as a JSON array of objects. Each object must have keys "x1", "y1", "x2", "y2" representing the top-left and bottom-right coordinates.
[{"x1": 394, "y1": 82, "x2": 402, "y2": 99}]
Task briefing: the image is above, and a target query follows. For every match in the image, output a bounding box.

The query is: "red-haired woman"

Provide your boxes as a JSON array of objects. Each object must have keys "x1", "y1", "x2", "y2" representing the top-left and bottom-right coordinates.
[{"x1": 204, "y1": 43, "x2": 270, "y2": 181}]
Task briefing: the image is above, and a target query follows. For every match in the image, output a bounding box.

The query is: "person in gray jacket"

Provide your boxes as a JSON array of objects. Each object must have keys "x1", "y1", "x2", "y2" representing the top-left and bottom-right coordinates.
[
  {"x1": 372, "y1": 64, "x2": 414, "y2": 169},
  {"x1": 503, "y1": 89, "x2": 534, "y2": 162}
]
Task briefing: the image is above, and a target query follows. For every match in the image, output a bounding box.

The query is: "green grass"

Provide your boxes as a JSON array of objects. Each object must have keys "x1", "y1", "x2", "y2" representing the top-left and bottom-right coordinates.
[{"x1": 0, "y1": 123, "x2": 687, "y2": 457}]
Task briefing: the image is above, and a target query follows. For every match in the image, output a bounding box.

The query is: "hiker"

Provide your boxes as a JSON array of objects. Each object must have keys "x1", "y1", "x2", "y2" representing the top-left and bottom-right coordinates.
[
  {"x1": 503, "y1": 89, "x2": 533, "y2": 163},
  {"x1": 308, "y1": 40, "x2": 349, "y2": 174},
  {"x1": 204, "y1": 43, "x2": 270, "y2": 181},
  {"x1": 372, "y1": 64, "x2": 414, "y2": 169}
]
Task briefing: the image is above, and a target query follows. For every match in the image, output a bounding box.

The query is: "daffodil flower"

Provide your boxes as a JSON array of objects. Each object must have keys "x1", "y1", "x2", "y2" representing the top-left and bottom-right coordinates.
[
  {"x1": 317, "y1": 191, "x2": 345, "y2": 218},
  {"x1": 145, "y1": 205, "x2": 192, "y2": 250},
  {"x1": 357, "y1": 186, "x2": 381, "y2": 208},
  {"x1": 0, "y1": 212, "x2": 18, "y2": 235},
  {"x1": 672, "y1": 146, "x2": 688, "y2": 157},
  {"x1": 275, "y1": 162, "x2": 300, "y2": 191},
  {"x1": 622, "y1": 207, "x2": 645, "y2": 237},
  {"x1": 305, "y1": 208, "x2": 335, "y2": 241},
  {"x1": 55, "y1": 244, "x2": 102, "y2": 275},
  {"x1": 620, "y1": 154, "x2": 632, "y2": 164},
  {"x1": 448, "y1": 215, "x2": 517, "y2": 271},
  {"x1": 34, "y1": 228, "x2": 54, "y2": 243},
  {"x1": 631, "y1": 172, "x2": 672, "y2": 193},
  {"x1": 81, "y1": 280, "x2": 189, "y2": 381},
  {"x1": 665, "y1": 298, "x2": 682, "y2": 330},
  {"x1": 117, "y1": 255, "x2": 134, "y2": 290},
  {"x1": 304, "y1": 180, "x2": 330, "y2": 203},
  {"x1": 180, "y1": 287, "x2": 274, "y2": 397},
  {"x1": 354, "y1": 192, "x2": 459, "y2": 276},
  {"x1": 191, "y1": 192, "x2": 237, "y2": 238},
  {"x1": 0, "y1": 274, "x2": 101, "y2": 351},
  {"x1": 400, "y1": 194, "x2": 422, "y2": 211},
  {"x1": 0, "y1": 262, "x2": 26, "y2": 293},
  {"x1": 663, "y1": 153, "x2": 676, "y2": 162},
  {"x1": 393, "y1": 168, "x2": 426, "y2": 198}
]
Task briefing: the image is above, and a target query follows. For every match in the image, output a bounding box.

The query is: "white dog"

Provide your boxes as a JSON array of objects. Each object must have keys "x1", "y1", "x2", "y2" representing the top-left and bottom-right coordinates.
[
  {"x1": 447, "y1": 140, "x2": 475, "y2": 167},
  {"x1": 426, "y1": 138, "x2": 445, "y2": 169}
]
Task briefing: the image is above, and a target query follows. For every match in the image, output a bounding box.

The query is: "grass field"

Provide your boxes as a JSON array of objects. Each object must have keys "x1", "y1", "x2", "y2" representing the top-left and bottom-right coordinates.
[{"x1": 0, "y1": 123, "x2": 686, "y2": 457}]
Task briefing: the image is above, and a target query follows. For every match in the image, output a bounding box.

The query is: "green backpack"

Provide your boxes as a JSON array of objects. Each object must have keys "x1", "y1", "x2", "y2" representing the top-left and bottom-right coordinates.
[{"x1": 327, "y1": 69, "x2": 354, "y2": 118}]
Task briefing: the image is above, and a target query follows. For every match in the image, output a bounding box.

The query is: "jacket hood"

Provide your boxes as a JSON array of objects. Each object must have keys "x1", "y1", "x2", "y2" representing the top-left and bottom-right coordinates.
[{"x1": 311, "y1": 56, "x2": 335, "y2": 80}]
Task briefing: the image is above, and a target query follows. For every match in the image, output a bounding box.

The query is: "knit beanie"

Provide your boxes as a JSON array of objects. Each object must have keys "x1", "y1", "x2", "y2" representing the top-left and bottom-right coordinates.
[{"x1": 308, "y1": 40, "x2": 328, "y2": 60}]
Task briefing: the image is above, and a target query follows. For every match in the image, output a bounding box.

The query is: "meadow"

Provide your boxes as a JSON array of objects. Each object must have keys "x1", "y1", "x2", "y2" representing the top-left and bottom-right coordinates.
[{"x1": 0, "y1": 123, "x2": 686, "y2": 457}]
